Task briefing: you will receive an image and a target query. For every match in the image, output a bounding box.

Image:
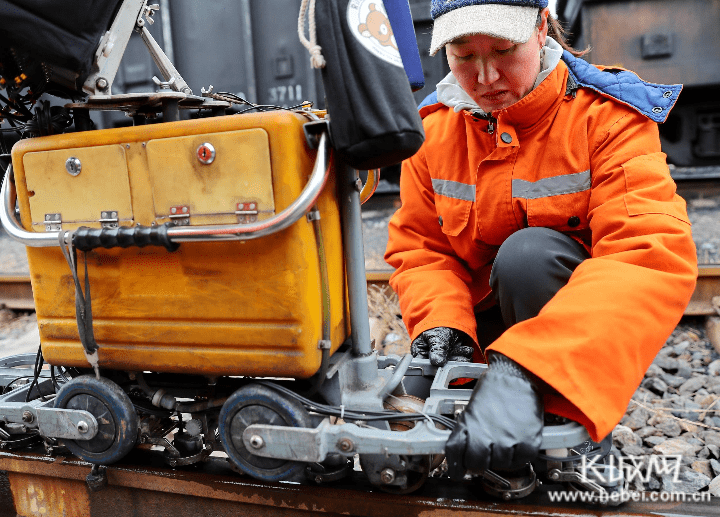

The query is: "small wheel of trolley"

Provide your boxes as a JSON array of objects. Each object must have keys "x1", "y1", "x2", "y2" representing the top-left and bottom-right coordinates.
[
  {"x1": 218, "y1": 383, "x2": 312, "y2": 482},
  {"x1": 54, "y1": 375, "x2": 138, "y2": 465}
]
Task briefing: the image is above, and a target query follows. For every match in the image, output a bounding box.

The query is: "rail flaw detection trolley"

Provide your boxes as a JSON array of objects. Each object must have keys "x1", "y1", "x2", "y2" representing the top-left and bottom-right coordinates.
[{"x1": 0, "y1": 0, "x2": 623, "y2": 501}]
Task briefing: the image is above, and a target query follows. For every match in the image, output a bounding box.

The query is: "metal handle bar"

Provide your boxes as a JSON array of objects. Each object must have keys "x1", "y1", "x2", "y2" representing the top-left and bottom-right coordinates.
[{"x1": 0, "y1": 132, "x2": 331, "y2": 247}]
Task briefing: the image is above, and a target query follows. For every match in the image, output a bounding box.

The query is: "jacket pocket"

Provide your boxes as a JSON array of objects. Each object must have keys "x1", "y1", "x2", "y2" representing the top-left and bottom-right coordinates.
[
  {"x1": 520, "y1": 170, "x2": 592, "y2": 231},
  {"x1": 432, "y1": 178, "x2": 474, "y2": 237},
  {"x1": 622, "y1": 153, "x2": 690, "y2": 223}
]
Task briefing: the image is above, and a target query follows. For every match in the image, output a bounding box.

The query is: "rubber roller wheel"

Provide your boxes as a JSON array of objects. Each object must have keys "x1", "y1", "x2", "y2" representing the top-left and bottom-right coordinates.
[
  {"x1": 219, "y1": 383, "x2": 311, "y2": 482},
  {"x1": 53, "y1": 375, "x2": 138, "y2": 465}
]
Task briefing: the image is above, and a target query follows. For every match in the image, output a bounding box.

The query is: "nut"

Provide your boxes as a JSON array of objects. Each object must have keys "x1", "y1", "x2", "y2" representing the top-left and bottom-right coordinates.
[
  {"x1": 380, "y1": 468, "x2": 395, "y2": 485},
  {"x1": 96, "y1": 77, "x2": 109, "y2": 90},
  {"x1": 21, "y1": 411, "x2": 33, "y2": 423},
  {"x1": 249, "y1": 435, "x2": 264, "y2": 449},
  {"x1": 337, "y1": 438, "x2": 354, "y2": 453},
  {"x1": 77, "y1": 421, "x2": 89, "y2": 434}
]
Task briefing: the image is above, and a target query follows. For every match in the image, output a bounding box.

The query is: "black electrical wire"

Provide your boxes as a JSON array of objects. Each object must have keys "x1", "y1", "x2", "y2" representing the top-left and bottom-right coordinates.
[
  {"x1": 215, "y1": 91, "x2": 310, "y2": 115},
  {"x1": 25, "y1": 344, "x2": 45, "y2": 402},
  {"x1": 50, "y1": 365, "x2": 63, "y2": 393},
  {"x1": 258, "y1": 380, "x2": 456, "y2": 430},
  {"x1": 1, "y1": 375, "x2": 34, "y2": 395}
]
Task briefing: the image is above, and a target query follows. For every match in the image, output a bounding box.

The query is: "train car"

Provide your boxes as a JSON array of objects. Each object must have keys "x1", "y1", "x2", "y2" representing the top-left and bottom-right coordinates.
[{"x1": 556, "y1": 0, "x2": 720, "y2": 180}]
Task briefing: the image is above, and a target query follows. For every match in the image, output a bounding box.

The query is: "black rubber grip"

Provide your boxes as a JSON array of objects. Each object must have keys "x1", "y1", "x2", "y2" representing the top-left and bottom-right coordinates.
[{"x1": 73, "y1": 224, "x2": 179, "y2": 252}]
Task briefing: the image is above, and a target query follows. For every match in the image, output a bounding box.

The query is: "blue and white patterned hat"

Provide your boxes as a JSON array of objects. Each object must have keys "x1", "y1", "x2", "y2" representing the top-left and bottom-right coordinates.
[{"x1": 429, "y1": 0, "x2": 549, "y2": 55}]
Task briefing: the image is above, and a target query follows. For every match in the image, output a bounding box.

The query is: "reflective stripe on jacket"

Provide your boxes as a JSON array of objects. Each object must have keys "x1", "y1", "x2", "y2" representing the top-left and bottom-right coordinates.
[{"x1": 385, "y1": 56, "x2": 697, "y2": 442}]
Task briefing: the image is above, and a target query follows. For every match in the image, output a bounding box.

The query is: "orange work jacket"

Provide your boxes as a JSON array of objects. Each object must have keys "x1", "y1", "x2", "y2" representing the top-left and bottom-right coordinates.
[{"x1": 385, "y1": 56, "x2": 697, "y2": 442}]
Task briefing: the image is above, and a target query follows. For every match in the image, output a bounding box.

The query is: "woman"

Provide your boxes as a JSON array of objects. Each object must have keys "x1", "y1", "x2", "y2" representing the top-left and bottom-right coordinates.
[{"x1": 384, "y1": 0, "x2": 697, "y2": 479}]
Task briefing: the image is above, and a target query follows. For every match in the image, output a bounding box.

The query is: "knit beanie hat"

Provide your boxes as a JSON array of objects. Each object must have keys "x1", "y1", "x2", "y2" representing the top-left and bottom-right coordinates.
[{"x1": 430, "y1": 0, "x2": 549, "y2": 55}]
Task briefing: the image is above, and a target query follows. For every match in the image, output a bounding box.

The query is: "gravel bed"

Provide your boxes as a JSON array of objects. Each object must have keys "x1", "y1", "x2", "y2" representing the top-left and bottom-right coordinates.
[
  {"x1": 686, "y1": 194, "x2": 720, "y2": 265},
  {"x1": 616, "y1": 320, "x2": 720, "y2": 496}
]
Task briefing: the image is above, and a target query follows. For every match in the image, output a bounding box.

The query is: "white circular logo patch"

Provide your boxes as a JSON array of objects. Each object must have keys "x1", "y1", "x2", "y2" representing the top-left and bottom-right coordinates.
[{"x1": 346, "y1": 0, "x2": 403, "y2": 68}]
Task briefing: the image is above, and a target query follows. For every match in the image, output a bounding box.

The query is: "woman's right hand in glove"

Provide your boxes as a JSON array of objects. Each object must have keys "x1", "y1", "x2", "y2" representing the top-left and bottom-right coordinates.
[{"x1": 410, "y1": 327, "x2": 474, "y2": 366}]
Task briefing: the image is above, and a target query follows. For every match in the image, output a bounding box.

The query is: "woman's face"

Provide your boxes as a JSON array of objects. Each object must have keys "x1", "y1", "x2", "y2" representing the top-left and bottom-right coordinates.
[{"x1": 446, "y1": 9, "x2": 549, "y2": 113}]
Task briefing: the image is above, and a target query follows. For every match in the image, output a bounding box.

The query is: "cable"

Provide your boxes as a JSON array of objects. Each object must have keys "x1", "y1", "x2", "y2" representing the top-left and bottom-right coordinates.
[
  {"x1": 1, "y1": 375, "x2": 34, "y2": 395},
  {"x1": 258, "y1": 380, "x2": 456, "y2": 430},
  {"x1": 25, "y1": 344, "x2": 45, "y2": 402}
]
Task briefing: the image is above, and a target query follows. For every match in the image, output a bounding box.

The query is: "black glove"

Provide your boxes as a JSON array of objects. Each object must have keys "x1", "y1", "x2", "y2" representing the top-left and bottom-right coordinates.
[
  {"x1": 445, "y1": 352, "x2": 544, "y2": 479},
  {"x1": 410, "y1": 327, "x2": 474, "y2": 366}
]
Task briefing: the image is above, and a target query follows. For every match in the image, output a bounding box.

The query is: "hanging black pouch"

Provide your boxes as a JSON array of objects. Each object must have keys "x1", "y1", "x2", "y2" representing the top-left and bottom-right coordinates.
[{"x1": 313, "y1": 0, "x2": 424, "y2": 170}]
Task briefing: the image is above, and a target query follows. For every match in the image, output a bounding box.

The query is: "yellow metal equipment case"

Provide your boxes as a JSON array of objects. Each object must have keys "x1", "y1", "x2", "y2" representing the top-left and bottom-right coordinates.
[{"x1": 11, "y1": 112, "x2": 348, "y2": 378}]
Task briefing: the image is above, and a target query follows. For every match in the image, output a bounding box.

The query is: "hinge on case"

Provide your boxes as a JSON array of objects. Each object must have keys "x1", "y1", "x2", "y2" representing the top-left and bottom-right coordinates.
[
  {"x1": 235, "y1": 202, "x2": 258, "y2": 224},
  {"x1": 168, "y1": 205, "x2": 190, "y2": 225},
  {"x1": 99, "y1": 210, "x2": 119, "y2": 229},
  {"x1": 44, "y1": 213, "x2": 62, "y2": 231}
]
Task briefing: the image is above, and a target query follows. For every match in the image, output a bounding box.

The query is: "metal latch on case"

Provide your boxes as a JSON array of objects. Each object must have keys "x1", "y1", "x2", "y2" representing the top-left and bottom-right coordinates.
[
  {"x1": 235, "y1": 202, "x2": 258, "y2": 224},
  {"x1": 99, "y1": 211, "x2": 119, "y2": 229},
  {"x1": 168, "y1": 205, "x2": 190, "y2": 225},
  {"x1": 45, "y1": 213, "x2": 62, "y2": 231}
]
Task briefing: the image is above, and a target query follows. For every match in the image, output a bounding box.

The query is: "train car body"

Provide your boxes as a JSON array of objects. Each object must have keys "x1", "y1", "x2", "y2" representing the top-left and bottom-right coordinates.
[{"x1": 557, "y1": 0, "x2": 720, "y2": 178}]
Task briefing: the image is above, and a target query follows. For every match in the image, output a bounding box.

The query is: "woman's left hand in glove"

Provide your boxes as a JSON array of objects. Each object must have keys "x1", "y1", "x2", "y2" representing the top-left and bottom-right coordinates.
[{"x1": 444, "y1": 352, "x2": 544, "y2": 479}]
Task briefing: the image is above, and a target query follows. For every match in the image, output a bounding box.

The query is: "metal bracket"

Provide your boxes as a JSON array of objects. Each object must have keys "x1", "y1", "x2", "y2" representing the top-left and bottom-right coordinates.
[
  {"x1": 235, "y1": 202, "x2": 258, "y2": 224},
  {"x1": 306, "y1": 210, "x2": 321, "y2": 222},
  {"x1": 303, "y1": 120, "x2": 329, "y2": 149},
  {"x1": 82, "y1": 0, "x2": 147, "y2": 95},
  {"x1": 317, "y1": 340, "x2": 331, "y2": 350},
  {"x1": 82, "y1": 0, "x2": 191, "y2": 96},
  {"x1": 168, "y1": 205, "x2": 190, "y2": 225},
  {"x1": 100, "y1": 211, "x2": 119, "y2": 229},
  {"x1": 44, "y1": 213, "x2": 62, "y2": 231},
  {"x1": 242, "y1": 418, "x2": 450, "y2": 463}
]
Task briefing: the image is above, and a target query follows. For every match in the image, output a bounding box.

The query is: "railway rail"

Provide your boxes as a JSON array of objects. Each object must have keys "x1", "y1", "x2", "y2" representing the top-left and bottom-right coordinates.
[
  {"x1": 0, "y1": 447, "x2": 717, "y2": 517},
  {"x1": 3, "y1": 266, "x2": 720, "y2": 316}
]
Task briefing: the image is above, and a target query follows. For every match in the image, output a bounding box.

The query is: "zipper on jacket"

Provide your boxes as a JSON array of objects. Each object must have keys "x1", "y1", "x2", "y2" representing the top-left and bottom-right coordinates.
[{"x1": 471, "y1": 112, "x2": 496, "y2": 135}]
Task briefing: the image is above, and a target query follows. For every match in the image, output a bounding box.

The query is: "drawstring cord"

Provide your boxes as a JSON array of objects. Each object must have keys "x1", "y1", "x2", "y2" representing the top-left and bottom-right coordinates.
[
  {"x1": 58, "y1": 230, "x2": 101, "y2": 379},
  {"x1": 298, "y1": 0, "x2": 326, "y2": 69}
]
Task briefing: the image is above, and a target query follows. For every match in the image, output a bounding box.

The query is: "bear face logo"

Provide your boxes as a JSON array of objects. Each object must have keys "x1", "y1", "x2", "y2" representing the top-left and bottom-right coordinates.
[
  {"x1": 358, "y1": 4, "x2": 397, "y2": 50},
  {"x1": 347, "y1": 0, "x2": 403, "y2": 68}
]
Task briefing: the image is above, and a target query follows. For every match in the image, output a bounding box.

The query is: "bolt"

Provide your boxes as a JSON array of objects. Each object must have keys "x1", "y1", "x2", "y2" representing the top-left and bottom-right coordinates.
[
  {"x1": 315, "y1": 475, "x2": 322, "y2": 484},
  {"x1": 77, "y1": 421, "x2": 89, "y2": 434},
  {"x1": 96, "y1": 77, "x2": 108, "y2": 90},
  {"x1": 249, "y1": 435, "x2": 264, "y2": 449},
  {"x1": 503, "y1": 492, "x2": 512, "y2": 500},
  {"x1": 550, "y1": 471, "x2": 560, "y2": 481},
  {"x1": 338, "y1": 438, "x2": 354, "y2": 453},
  {"x1": 21, "y1": 411, "x2": 33, "y2": 423},
  {"x1": 380, "y1": 468, "x2": 395, "y2": 485}
]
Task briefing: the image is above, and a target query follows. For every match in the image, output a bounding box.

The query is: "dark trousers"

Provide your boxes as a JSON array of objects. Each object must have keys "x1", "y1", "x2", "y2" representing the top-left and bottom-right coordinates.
[{"x1": 475, "y1": 227, "x2": 590, "y2": 351}]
